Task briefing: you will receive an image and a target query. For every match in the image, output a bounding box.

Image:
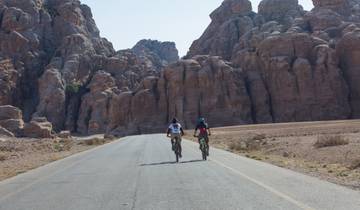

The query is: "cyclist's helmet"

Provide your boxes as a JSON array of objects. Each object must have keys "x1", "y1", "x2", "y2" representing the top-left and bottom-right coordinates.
[
  {"x1": 172, "y1": 118, "x2": 178, "y2": 124},
  {"x1": 198, "y1": 117, "x2": 205, "y2": 124}
]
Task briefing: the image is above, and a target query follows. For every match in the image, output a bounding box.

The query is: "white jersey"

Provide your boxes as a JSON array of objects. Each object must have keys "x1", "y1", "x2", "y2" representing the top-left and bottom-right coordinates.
[{"x1": 168, "y1": 123, "x2": 182, "y2": 134}]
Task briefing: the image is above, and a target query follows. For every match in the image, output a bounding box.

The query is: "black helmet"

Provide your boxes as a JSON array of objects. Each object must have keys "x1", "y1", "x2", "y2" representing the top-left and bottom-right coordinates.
[
  {"x1": 198, "y1": 117, "x2": 205, "y2": 124},
  {"x1": 172, "y1": 118, "x2": 178, "y2": 124}
]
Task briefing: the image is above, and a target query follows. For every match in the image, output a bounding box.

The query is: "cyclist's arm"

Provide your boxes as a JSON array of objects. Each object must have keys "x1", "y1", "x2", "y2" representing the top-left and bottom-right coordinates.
[
  {"x1": 166, "y1": 126, "x2": 172, "y2": 136},
  {"x1": 180, "y1": 127, "x2": 185, "y2": 136},
  {"x1": 194, "y1": 125, "x2": 199, "y2": 136},
  {"x1": 206, "y1": 124, "x2": 211, "y2": 136}
]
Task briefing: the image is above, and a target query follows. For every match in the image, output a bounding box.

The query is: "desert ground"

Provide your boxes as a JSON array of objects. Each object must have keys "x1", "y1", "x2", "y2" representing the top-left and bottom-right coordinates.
[
  {"x1": 186, "y1": 120, "x2": 360, "y2": 190},
  {"x1": 0, "y1": 136, "x2": 111, "y2": 181}
]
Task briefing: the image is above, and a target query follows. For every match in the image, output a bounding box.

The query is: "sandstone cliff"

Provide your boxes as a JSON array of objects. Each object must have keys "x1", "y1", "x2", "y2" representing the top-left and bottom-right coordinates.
[
  {"x1": 2, "y1": 0, "x2": 360, "y2": 137},
  {"x1": 187, "y1": 0, "x2": 360, "y2": 123},
  {"x1": 0, "y1": 0, "x2": 179, "y2": 135}
]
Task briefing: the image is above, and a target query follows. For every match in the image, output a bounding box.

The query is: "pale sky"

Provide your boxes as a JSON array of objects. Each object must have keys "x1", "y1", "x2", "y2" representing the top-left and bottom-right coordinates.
[{"x1": 81, "y1": 0, "x2": 313, "y2": 56}]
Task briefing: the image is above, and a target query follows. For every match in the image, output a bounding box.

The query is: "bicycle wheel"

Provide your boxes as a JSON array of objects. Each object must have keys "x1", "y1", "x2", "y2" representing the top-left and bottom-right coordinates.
[
  {"x1": 202, "y1": 149, "x2": 207, "y2": 160},
  {"x1": 174, "y1": 137, "x2": 179, "y2": 163}
]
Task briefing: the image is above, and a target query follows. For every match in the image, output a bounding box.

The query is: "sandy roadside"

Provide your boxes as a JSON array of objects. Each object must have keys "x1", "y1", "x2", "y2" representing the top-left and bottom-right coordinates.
[
  {"x1": 186, "y1": 120, "x2": 360, "y2": 190},
  {"x1": 0, "y1": 136, "x2": 112, "y2": 181}
]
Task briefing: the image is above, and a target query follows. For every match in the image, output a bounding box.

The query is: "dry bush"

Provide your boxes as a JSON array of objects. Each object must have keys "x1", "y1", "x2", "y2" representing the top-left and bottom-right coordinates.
[
  {"x1": 229, "y1": 141, "x2": 245, "y2": 151},
  {"x1": 228, "y1": 139, "x2": 262, "y2": 152},
  {"x1": 60, "y1": 139, "x2": 74, "y2": 151},
  {"x1": 0, "y1": 141, "x2": 22, "y2": 152},
  {"x1": 104, "y1": 134, "x2": 117, "y2": 140},
  {"x1": 82, "y1": 138, "x2": 106, "y2": 146},
  {"x1": 54, "y1": 139, "x2": 74, "y2": 152},
  {"x1": 349, "y1": 159, "x2": 360, "y2": 170},
  {"x1": 0, "y1": 153, "x2": 7, "y2": 161},
  {"x1": 252, "y1": 133, "x2": 266, "y2": 141},
  {"x1": 314, "y1": 135, "x2": 349, "y2": 148}
]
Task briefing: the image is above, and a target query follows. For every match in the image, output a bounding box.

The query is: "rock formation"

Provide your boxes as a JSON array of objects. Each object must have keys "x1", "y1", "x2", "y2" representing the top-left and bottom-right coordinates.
[
  {"x1": 0, "y1": 105, "x2": 53, "y2": 138},
  {"x1": 187, "y1": 0, "x2": 360, "y2": 124},
  {"x1": 23, "y1": 117, "x2": 54, "y2": 138},
  {"x1": 0, "y1": 105, "x2": 24, "y2": 136},
  {"x1": 132, "y1": 39, "x2": 179, "y2": 70},
  {"x1": 106, "y1": 56, "x2": 253, "y2": 136},
  {"x1": 0, "y1": 0, "x2": 178, "y2": 135},
  {"x1": 2, "y1": 0, "x2": 360, "y2": 137}
]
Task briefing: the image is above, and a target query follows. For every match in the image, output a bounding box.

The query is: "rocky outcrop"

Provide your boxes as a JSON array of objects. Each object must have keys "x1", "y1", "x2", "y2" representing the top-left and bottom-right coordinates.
[
  {"x1": 0, "y1": 105, "x2": 24, "y2": 136},
  {"x1": 187, "y1": 0, "x2": 255, "y2": 60},
  {"x1": 0, "y1": 60, "x2": 19, "y2": 106},
  {"x1": 0, "y1": 126, "x2": 14, "y2": 137},
  {"x1": 185, "y1": 0, "x2": 360, "y2": 124},
  {"x1": 132, "y1": 39, "x2": 179, "y2": 70},
  {"x1": 0, "y1": 0, "x2": 174, "y2": 133},
  {"x1": 258, "y1": 0, "x2": 304, "y2": 23},
  {"x1": 23, "y1": 117, "x2": 54, "y2": 138},
  {"x1": 3, "y1": 0, "x2": 360, "y2": 137},
  {"x1": 106, "y1": 56, "x2": 253, "y2": 136},
  {"x1": 0, "y1": 105, "x2": 54, "y2": 138},
  {"x1": 312, "y1": 0, "x2": 351, "y2": 15},
  {"x1": 77, "y1": 71, "x2": 117, "y2": 135}
]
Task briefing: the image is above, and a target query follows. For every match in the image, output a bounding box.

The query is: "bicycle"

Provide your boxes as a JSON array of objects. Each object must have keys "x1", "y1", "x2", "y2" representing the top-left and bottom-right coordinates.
[
  {"x1": 173, "y1": 136, "x2": 181, "y2": 163},
  {"x1": 195, "y1": 135, "x2": 209, "y2": 161},
  {"x1": 167, "y1": 135, "x2": 182, "y2": 163}
]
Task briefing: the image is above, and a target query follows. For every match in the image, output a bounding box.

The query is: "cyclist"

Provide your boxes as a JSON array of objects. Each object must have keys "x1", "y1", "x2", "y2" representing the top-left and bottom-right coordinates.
[
  {"x1": 166, "y1": 118, "x2": 185, "y2": 158},
  {"x1": 194, "y1": 117, "x2": 211, "y2": 156}
]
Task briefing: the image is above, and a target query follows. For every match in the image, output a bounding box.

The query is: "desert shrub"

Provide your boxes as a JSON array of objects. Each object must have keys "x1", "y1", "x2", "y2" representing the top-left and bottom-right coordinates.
[
  {"x1": 0, "y1": 153, "x2": 7, "y2": 161},
  {"x1": 314, "y1": 135, "x2": 349, "y2": 148},
  {"x1": 229, "y1": 141, "x2": 244, "y2": 151},
  {"x1": 54, "y1": 139, "x2": 73, "y2": 152},
  {"x1": 0, "y1": 141, "x2": 21, "y2": 152},
  {"x1": 252, "y1": 133, "x2": 266, "y2": 141},
  {"x1": 228, "y1": 139, "x2": 261, "y2": 152},
  {"x1": 83, "y1": 138, "x2": 106, "y2": 146},
  {"x1": 65, "y1": 83, "x2": 81, "y2": 95}
]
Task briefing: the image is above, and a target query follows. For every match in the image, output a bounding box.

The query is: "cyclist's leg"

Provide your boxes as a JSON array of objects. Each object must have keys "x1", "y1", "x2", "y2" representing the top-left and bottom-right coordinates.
[
  {"x1": 178, "y1": 134, "x2": 182, "y2": 157},
  {"x1": 170, "y1": 134, "x2": 175, "y2": 151},
  {"x1": 205, "y1": 134, "x2": 210, "y2": 155},
  {"x1": 198, "y1": 135, "x2": 201, "y2": 149}
]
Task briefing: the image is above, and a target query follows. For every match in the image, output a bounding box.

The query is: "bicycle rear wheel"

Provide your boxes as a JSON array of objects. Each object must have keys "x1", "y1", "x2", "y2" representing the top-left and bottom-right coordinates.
[
  {"x1": 174, "y1": 137, "x2": 180, "y2": 163},
  {"x1": 202, "y1": 149, "x2": 207, "y2": 160}
]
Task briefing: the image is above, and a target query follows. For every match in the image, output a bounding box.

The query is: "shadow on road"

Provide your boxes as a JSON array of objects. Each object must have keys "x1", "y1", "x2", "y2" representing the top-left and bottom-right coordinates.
[{"x1": 140, "y1": 159, "x2": 204, "y2": 166}]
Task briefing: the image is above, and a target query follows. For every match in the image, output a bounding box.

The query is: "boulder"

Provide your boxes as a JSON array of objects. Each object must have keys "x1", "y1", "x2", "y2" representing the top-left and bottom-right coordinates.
[
  {"x1": 0, "y1": 105, "x2": 22, "y2": 120},
  {"x1": 0, "y1": 119, "x2": 24, "y2": 135},
  {"x1": 23, "y1": 117, "x2": 54, "y2": 138},
  {"x1": 0, "y1": 105, "x2": 24, "y2": 135},
  {"x1": 258, "y1": 0, "x2": 303, "y2": 23},
  {"x1": 132, "y1": 39, "x2": 179, "y2": 70},
  {"x1": 0, "y1": 126, "x2": 15, "y2": 137},
  {"x1": 57, "y1": 131, "x2": 72, "y2": 139},
  {"x1": 312, "y1": 0, "x2": 351, "y2": 15}
]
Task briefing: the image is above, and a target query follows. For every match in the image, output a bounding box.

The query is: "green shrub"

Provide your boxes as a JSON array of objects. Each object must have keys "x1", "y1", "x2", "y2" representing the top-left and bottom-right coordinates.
[{"x1": 65, "y1": 83, "x2": 81, "y2": 94}]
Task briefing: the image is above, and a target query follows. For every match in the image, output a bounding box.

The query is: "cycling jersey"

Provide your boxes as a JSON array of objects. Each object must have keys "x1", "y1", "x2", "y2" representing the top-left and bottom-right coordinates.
[
  {"x1": 196, "y1": 122, "x2": 209, "y2": 135},
  {"x1": 168, "y1": 123, "x2": 182, "y2": 134}
]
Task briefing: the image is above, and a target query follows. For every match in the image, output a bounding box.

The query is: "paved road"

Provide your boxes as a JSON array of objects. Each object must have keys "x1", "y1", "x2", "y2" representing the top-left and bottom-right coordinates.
[{"x1": 0, "y1": 134, "x2": 360, "y2": 210}]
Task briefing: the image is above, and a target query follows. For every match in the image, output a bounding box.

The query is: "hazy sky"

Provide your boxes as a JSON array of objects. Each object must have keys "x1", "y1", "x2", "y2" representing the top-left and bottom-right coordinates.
[{"x1": 81, "y1": 0, "x2": 313, "y2": 56}]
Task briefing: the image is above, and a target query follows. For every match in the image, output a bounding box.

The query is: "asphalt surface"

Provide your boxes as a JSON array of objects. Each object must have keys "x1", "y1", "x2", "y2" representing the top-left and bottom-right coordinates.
[{"x1": 0, "y1": 134, "x2": 359, "y2": 210}]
